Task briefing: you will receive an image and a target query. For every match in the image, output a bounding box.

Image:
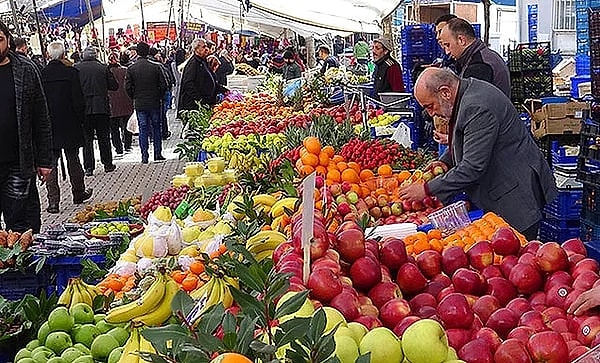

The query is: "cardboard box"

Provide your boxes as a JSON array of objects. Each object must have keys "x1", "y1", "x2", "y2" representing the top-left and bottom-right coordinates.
[{"x1": 531, "y1": 101, "x2": 589, "y2": 139}]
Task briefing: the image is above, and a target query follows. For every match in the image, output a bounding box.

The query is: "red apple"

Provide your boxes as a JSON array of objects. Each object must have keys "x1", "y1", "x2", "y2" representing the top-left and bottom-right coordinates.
[
  {"x1": 452, "y1": 268, "x2": 488, "y2": 296},
  {"x1": 565, "y1": 289, "x2": 584, "y2": 314},
  {"x1": 570, "y1": 345, "x2": 590, "y2": 362},
  {"x1": 520, "y1": 240, "x2": 542, "y2": 256},
  {"x1": 358, "y1": 303, "x2": 379, "y2": 318},
  {"x1": 506, "y1": 297, "x2": 532, "y2": 316},
  {"x1": 409, "y1": 293, "x2": 437, "y2": 313},
  {"x1": 529, "y1": 291, "x2": 547, "y2": 311},
  {"x1": 573, "y1": 270, "x2": 600, "y2": 291},
  {"x1": 416, "y1": 250, "x2": 443, "y2": 278},
  {"x1": 535, "y1": 242, "x2": 569, "y2": 273},
  {"x1": 542, "y1": 306, "x2": 567, "y2": 322},
  {"x1": 423, "y1": 281, "x2": 446, "y2": 299},
  {"x1": 467, "y1": 241, "x2": 495, "y2": 270},
  {"x1": 569, "y1": 253, "x2": 587, "y2": 268},
  {"x1": 415, "y1": 305, "x2": 437, "y2": 318},
  {"x1": 307, "y1": 269, "x2": 342, "y2": 302},
  {"x1": 324, "y1": 248, "x2": 340, "y2": 262},
  {"x1": 335, "y1": 229, "x2": 365, "y2": 263},
  {"x1": 330, "y1": 291, "x2": 361, "y2": 321},
  {"x1": 563, "y1": 332, "x2": 577, "y2": 342},
  {"x1": 544, "y1": 284, "x2": 572, "y2": 310},
  {"x1": 494, "y1": 339, "x2": 533, "y2": 363},
  {"x1": 442, "y1": 246, "x2": 469, "y2": 276},
  {"x1": 491, "y1": 227, "x2": 521, "y2": 256},
  {"x1": 562, "y1": 238, "x2": 587, "y2": 256},
  {"x1": 293, "y1": 225, "x2": 330, "y2": 260},
  {"x1": 482, "y1": 265, "x2": 503, "y2": 279},
  {"x1": 500, "y1": 255, "x2": 519, "y2": 278},
  {"x1": 508, "y1": 325, "x2": 536, "y2": 340},
  {"x1": 487, "y1": 276, "x2": 518, "y2": 306},
  {"x1": 273, "y1": 242, "x2": 294, "y2": 265},
  {"x1": 519, "y1": 310, "x2": 548, "y2": 333},
  {"x1": 393, "y1": 315, "x2": 420, "y2": 336},
  {"x1": 549, "y1": 318, "x2": 570, "y2": 333},
  {"x1": 357, "y1": 296, "x2": 373, "y2": 306},
  {"x1": 437, "y1": 293, "x2": 475, "y2": 329},
  {"x1": 379, "y1": 297, "x2": 411, "y2": 329},
  {"x1": 396, "y1": 262, "x2": 427, "y2": 295},
  {"x1": 486, "y1": 307, "x2": 518, "y2": 339},
  {"x1": 349, "y1": 257, "x2": 382, "y2": 292},
  {"x1": 527, "y1": 331, "x2": 568, "y2": 363},
  {"x1": 367, "y1": 281, "x2": 402, "y2": 309},
  {"x1": 518, "y1": 252, "x2": 537, "y2": 265},
  {"x1": 379, "y1": 238, "x2": 408, "y2": 271},
  {"x1": 571, "y1": 258, "x2": 600, "y2": 278},
  {"x1": 365, "y1": 239, "x2": 379, "y2": 256},
  {"x1": 380, "y1": 265, "x2": 392, "y2": 282},
  {"x1": 577, "y1": 315, "x2": 600, "y2": 346},
  {"x1": 311, "y1": 257, "x2": 341, "y2": 274},
  {"x1": 431, "y1": 273, "x2": 452, "y2": 286},
  {"x1": 446, "y1": 328, "x2": 472, "y2": 351},
  {"x1": 476, "y1": 327, "x2": 502, "y2": 353},
  {"x1": 509, "y1": 263, "x2": 543, "y2": 295},
  {"x1": 544, "y1": 271, "x2": 574, "y2": 292},
  {"x1": 353, "y1": 315, "x2": 382, "y2": 329},
  {"x1": 437, "y1": 286, "x2": 455, "y2": 302},
  {"x1": 458, "y1": 338, "x2": 494, "y2": 363},
  {"x1": 473, "y1": 295, "x2": 501, "y2": 325}
]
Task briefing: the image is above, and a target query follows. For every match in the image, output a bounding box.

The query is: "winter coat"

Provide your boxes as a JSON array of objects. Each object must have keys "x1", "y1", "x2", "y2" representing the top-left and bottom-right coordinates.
[
  {"x1": 178, "y1": 55, "x2": 225, "y2": 110},
  {"x1": 108, "y1": 64, "x2": 134, "y2": 117},
  {"x1": 125, "y1": 57, "x2": 168, "y2": 111},
  {"x1": 456, "y1": 38, "x2": 511, "y2": 97},
  {"x1": 75, "y1": 58, "x2": 118, "y2": 115}
]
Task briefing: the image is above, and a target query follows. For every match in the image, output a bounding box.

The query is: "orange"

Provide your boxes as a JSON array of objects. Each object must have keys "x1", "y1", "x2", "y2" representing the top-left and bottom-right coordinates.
[
  {"x1": 413, "y1": 239, "x2": 430, "y2": 254},
  {"x1": 189, "y1": 261, "x2": 205, "y2": 275},
  {"x1": 300, "y1": 153, "x2": 319, "y2": 167},
  {"x1": 181, "y1": 275, "x2": 199, "y2": 292},
  {"x1": 295, "y1": 158, "x2": 304, "y2": 171},
  {"x1": 341, "y1": 169, "x2": 360, "y2": 183},
  {"x1": 350, "y1": 183, "x2": 362, "y2": 196},
  {"x1": 360, "y1": 169, "x2": 375, "y2": 181},
  {"x1": 347, "y1": 162, "x2": 361, "y2": 173},
  {"x1": 318, "y1": 152, "x2": 330, "y2": 166},
  {"x1": 326, "y1": 169, "x2": 341, "y2": 182},
  {"x1": 377, "y1": 164, "x2": 393, "y2": 176},
  {"x1": 211, "y1": 352, "x2": 253, "y2": 363},
  {"x1": 361, "y1": 186, "x2": 371, "y2": 198},
  {"x1": 315, "y1": 166, "x2": 327, "y2": 175},
  {"x1": 430, "y1": 239, "x2": 444, "y2": 253},
  {"x1": 106, "y1": 279, "x2": 124, "y2": 292},
  {"x1": 299, "y1": 147, "x2": 309, "y2": 158},
  {"x1": 322, "y1": 145, "x2": 335, "y2": 158},
  {"x1": 171, "y1": 270, "x2": 187, "y2": 283},
  {"x1": 332, "y1": 155, "x2": 345, "y2": 163},
  {"x1": 303, "y1": 136, "x2": 322, "y2": 154},
  {"x1": 300, "y1": 165, "x2": 314, "y2": 175},
  {"x1": 427, "y1": 229, "x2": 443, "y2": 240},
  {"x1": 397, "y1": 170, "x2": 411, "y2": 182},
  {"x1": 337, "y1": 161, "x2": 348, "y2": 171}
]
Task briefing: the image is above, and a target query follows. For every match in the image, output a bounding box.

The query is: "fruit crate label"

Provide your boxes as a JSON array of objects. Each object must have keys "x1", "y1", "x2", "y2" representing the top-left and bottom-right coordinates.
[{"x1": 301, "y1": 172, "x2": 316, "y2": 285}]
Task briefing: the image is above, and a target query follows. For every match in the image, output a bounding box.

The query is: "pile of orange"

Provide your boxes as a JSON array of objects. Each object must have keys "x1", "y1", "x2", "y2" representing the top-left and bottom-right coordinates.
[
  {"x1": 97, "y1": 274, "x2": 136, "y2": 299},
  {"x1": 171, "y1": 260, "x2": 208, "y2": 292}
]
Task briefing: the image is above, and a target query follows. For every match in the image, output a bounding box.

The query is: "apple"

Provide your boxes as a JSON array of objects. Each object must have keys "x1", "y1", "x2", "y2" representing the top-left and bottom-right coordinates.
[
  {"x1": 379, "y1": 298, "x2": 411, "y2": 329},
  {"x1": 569, "y1": 253, "x2": 587, "y2": 268},
  {"x1": 307, "y1": 269, "x2": 343, "y2": 303},
  {"x1": 571, "y1": 258, "x2": 600, "y2": 278},
  {"x1": 570, "y1": 345, "x2": 590, "y2": 362},
  {"x1": 349, "y1": 257, "x2": 382, "y2": 292},
  {"x1": 458, "y1": 338, "x2": 494, "y2": 363},
  {"x1": 292, "y1": 225, "x2": 330, "y2": 260},
  {"x1": 519, "y1": 310, "x2": 548, "y2": 333},
  {"x1": 451, "y1": 268, "x2": 487, "y2": 296},
  {"x1": 442, "y1": 246, "x2": 469, "y2": 276},
  {"x1": 358, "y1": 327, "x2": 403, "y2": 363},
  {"x1": 70, "y1": 303, "x2": 94, "y2": 325},
  {"x1": 437, "y1": 286, "x2": 455, "y2": 302},
  {"x1": 330, "y1": 292, "x2": 361, "y2": 322},
  {"x1": 562, "y1": 238, "x2": 587, "y2": 256},
  {"x1": 520, "y1": 240, "x2": 542, "y2": 256},
  {"x1": 311, "y1": 257, "x2": 341, "y2": 275},
  {"x1": 369, "y1": 206, "x2": 382, "y2": 219},
  {"x1": 573, "y1": 270, "x2": 599, "y2": 290},
  {"x1": 408, "y1": 293, "x2": 437, "y2": 313},
  {"x1": 467, "y1": 241, "x2": 494, "y2": 271},
  {"x1": 358, "y1": 304, "x2": 379, "y2": 318},
  {"x1": 390, "y1": 202, "x2": 403, "y2": 216},
  {"x1": 473, "y1": 295, "x2": 501, "y2": 325},
  {"x1": 549, "y1": 318, "x2": 570, "y2": 333},
  {"x1": 393, "y1": 316, "x2": 420, "y2": 336},
  {"x1": 379, "y1": 238, "x2": 408, "y2": 271},
  {"x1": 437, "y1": 293, "x2": 474, "y2": 329},
  {"x1": 396, "y1": 263, "x2": 427, "y2": 295},
  {"x1": 491, "y1": 227, "x2": 521, "y2": 256},
  {"x1": 353, "y1": 316, "x2": 382, "y2": 330},
  {"x1": 486, "y1": 307, "x2": 518, "y2": 339},
  {"x1": 494, "y1": 339, "x2": 533, "y2": 363},
  {"x1": 336, "y1": 229, "x2": 365, "y2": 263},
  {"x1": 402, "y1": 319, "x2": 449, "y2": 363},
  {"x1": 499, "y1": 255, "x2": 518, "y2": 278},
  {"x1": 506, "y1": 297, "x2": 532, "y2": 316},
  {"x1": 527, "y1": 331, "x2": 568, "y2": 363},
  {"x1": 544, "y1": 271, "x2": 574, "y2": 292},
  {"x1": 482, "y1": 265, "x2": 503, "y2": 279},
  {"x1": 446, "y1": 328, "x2": 472, "y2": 351},
  {"x1": 535, "y1": 242, "x2": 569, "y2": 273},
  {"x1": 518, "y1": 252, "x2": 537, "y2": 265},
  {"x1": 368, "y1": 282, "x2": 402, "y2": 309},
  {"x1": 273, "y1": 242, "x2": 294, "y2": 265},
  {"x1": 416, "y1": 250, "x2": 443, "y2": 278},
  {"x1": 431, "y1": 273, "x2": 452, "y2": 286},
  {"x1": 423, "y1": 281, "x2": 446, "y2": 299},
  {"x1": 565, "y1": 289, "x2": 584, "y2": 314},
  {"x1": 577, "y1": 315, "x2": 600, "y2": 346},
  {"x1": 508, "y1": 325, "x2": 536, "y2": 341},
  {"x1": 509, "y1": 263, "x2": 543, "y2": 294},
  {"x1": 486, "y1": 277, "x2": 517, "y2": 306},
  {"x1": 544, "y1": 284, "x2": 572, "y2": 310},
  {"x1": 475, "y1": 327, "x2": 502, "y2": 353}
]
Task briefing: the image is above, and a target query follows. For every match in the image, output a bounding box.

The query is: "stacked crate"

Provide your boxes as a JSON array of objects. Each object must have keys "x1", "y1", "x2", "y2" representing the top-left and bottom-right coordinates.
[
  {"x1": 508, "y1": 42, "x2": 553, "y2": 106},
  {"x1": 577, "y1": 120, "x2": 600, "y2": 247},
  {"x1": 400, "y1": 24, "x2": 437, "y2": 93}
]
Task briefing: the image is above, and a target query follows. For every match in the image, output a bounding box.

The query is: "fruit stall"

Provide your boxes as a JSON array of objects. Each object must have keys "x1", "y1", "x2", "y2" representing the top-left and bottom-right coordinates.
[{"x1": 3, "y1": 70, "x2": 600, "y2": 363}]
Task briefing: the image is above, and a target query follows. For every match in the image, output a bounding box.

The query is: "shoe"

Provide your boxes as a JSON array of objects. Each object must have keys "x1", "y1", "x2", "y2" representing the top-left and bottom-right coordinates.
[
  {"x1": 73, "y1": 188, "x2": 93, "y2": 204},
  {"x1": 141, "y1": 159, "x2": 149, "y2": 164},
  {"x1": 154, "y1": 155, "x2": 166, "y2": 162},
  {"x1": 104, "y1": 164, "x2": 116, "y2": 172},
  {"x1": 84, "y1": 169, "x2": 93, "y2": 176},
  {"x1": 46, "y1": 205, "x2": 59, "y2": 214}
]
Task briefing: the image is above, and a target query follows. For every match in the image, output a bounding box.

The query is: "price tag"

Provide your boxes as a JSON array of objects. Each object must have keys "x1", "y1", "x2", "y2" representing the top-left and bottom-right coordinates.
[{"x1": 301, "y1": 172, "x2": 316, "y2": 285}]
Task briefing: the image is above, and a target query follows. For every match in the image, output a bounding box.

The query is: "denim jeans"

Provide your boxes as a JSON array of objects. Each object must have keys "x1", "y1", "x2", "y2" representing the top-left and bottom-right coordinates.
[
  {"x1": 136, "y1": 108, "x2": 162, "y2": 161},
  {"x1": 0, "y1": 162, "x2": 36, "y2": 232}
]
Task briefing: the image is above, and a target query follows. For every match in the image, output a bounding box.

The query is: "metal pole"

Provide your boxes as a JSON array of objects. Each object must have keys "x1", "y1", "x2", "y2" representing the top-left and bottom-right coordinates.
[
  {"x1": 178, "y1": 0, "x2": 184, "y2": 47},
  {"x1": 139, "y1": 0, "x2": 146, "y2": 41},
  {"x1": 165, "y1": 0, "x2": 174, "y2": 47},
  {"x1": 31, "y1": 0, "x2": 46, "y2": 58},
  {"x1": 8, "y1": 0, "x2": 20, "y2": 36}
]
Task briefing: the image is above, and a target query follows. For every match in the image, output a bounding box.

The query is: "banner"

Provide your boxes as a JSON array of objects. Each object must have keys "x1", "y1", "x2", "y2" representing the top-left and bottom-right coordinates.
[
  {"x1": 183, "y1": 22, "x2": 205, "y2": 36},
  {"x1": 147, "y1": 21, "x2": 177, "y2": 42}
]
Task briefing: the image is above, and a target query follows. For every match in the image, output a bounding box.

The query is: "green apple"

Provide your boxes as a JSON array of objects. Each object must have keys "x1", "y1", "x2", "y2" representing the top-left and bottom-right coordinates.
[
  {"x1": 90, "y1": 334, "x2": 119, "y2": 361},
  {"x1": 16, "y1": 358, "x2": 36, "y2": 363},
  {"x1": 347, "y1": 322, "x2": 368, "y2": 344},
  {"x1": 46, "y1": 357, "x2": 65, "y2": 363},
  {"x1": 32, "y1": 348, "x2": 55, "y2": 363},
  {"x1": 72, "y1": 344, "x2": 90, "y2": 355},
  {"x1": 95, "y1": 320, "x2": 116, "y2": 334},
  {"x1": 321, "y1": 307, "x2": 347, "y2": 333},
  {"x1": 15, "y1": 348, "x2": 32, "y2": 361},
  {"x1": 446, "y1": 347, "x2": 459, "y2": 361},
  {"x1": 93, "y1": 314, "x2": 106, "y2": 324},
  {"x1": 359, "y1": 327, "x2": 403, "y2": 363},
  {"x1": 71, "y1": 355, "x2": 93, "y2": 363},
  {"x1": 334, "y1": 335, "x2": 359, "y2": 363},
  {"x1": 31, "y1": 346, "x2": 53, "y2": 357},
  {"x1": 26, "y1": 340, "x2": 41, "y2": 351},
  {"x1": 69, "y1": 303, "x2": 94, "y2": 325},
  {"x1": 45, "y1": 331, "x2": 73, "y2": 355},
  {"x1": 38, "y1": 322, "x2": 51, "y2": 345},
  {"x1": 61, "y1": 347, "x2": 84, "y2": 363},
  {"x1": 107, "y1": 347, "x2": 123, "y2": 363},
  {"x1": 107, "y1": 327, "x2": 129, "y2": 346},
  {"x1": 401, "y1": 319, "x2": 448, "y2": 363},
  {"x1": 48, "y1": 307, "x2": 75, "y2": 333},
  {"x1": 276, "y1": 291, "x2": 315, "y2": 322}
]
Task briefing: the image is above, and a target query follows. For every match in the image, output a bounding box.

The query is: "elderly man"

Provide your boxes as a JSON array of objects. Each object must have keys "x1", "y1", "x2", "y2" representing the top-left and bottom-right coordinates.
[
  {"x1": 371, "y1": 37, "x2": 405, "y2": 97},
  {"x1": 438, "y1": 18, "x2": 510, "y2": 97},
  {"x1": 178, "y1": 38, "x2": 226, "y2": 111},
  {"x1": 399, "y1": 68, "x2": 557, "y2": 240}
]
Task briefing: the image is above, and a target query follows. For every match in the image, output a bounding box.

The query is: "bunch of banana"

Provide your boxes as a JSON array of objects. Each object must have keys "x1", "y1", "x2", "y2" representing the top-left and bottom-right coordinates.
[
  {"x1": 270, "y1": 197, "x2": 298, "y2": 232},
  {"x1": 252, "y1": 193, "x2": 277, "y2": 214},
  {"x1": 245, "y1": 230, "x2": 287, "y2": 261},
  {"x1": 132, "y1": 278, "x2": 179, "y2": 327},
  {"x1": 57, "y1": 278, "x2": 102, "y2": 308},
  {"x1": 106, "y1": 274, "x2": 167, "y2": 324},
  {"x1": 189, "y1": 275, "x2": 239, "y2": 311},
  {"x1": 118, "y1": 327, "x2": 140, "y2": 363}
]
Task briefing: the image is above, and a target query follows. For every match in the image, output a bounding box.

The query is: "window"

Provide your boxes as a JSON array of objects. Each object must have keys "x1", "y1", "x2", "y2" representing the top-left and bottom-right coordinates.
[{"x1": 554, "y1": 0, "x2": 576, "y2": 30}]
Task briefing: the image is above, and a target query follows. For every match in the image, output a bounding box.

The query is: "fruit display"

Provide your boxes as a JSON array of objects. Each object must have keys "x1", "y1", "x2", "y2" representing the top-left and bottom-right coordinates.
[
  {"x1": 71, "y1": 197, "x2": 142, "y2": 224},
  {"x1": 201, "y1": 133, "x2": 286, "y2": 172},
  {"x1": 323, "y1": 67, "x2": 370, "y2": 85},
  {"x1": 57, "y1": 278, "x2": 102, "y2": 308},
  {"x1": 339, "y1": 138, "x2": 433, "y2": 171},
  {"x1": 369, "y1": 113, "x2": 401, "y2": 127},
  {"x1": 139, "y1": 186, "x2": 189, "y2": 219}
]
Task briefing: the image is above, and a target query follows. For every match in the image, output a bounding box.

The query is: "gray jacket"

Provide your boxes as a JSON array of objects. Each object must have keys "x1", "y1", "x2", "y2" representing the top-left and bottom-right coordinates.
[
  {"x1": 75, "y1": 57, "x2": 118, "y2": 115},
  {"x1": 428, "y1": 78, "x2": 558, "y2": 232}
]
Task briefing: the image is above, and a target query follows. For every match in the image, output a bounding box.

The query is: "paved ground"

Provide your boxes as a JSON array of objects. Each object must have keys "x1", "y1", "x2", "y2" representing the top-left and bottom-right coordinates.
[{"x1": 40, "y1": 110, "x2": 187, "y2": 226}]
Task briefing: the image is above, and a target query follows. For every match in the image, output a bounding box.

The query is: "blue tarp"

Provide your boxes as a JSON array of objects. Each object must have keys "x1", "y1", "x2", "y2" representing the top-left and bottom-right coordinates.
[{"x1": 42, "y1": 0, "x2": 102, "y2": 26}]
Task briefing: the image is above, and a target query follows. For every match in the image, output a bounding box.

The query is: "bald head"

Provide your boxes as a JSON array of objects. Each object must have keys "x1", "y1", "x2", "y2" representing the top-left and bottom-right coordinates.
[
  {"x1": 414, "y1": 68, "x2": 460, "y2": 120},
  {"x1": 415, "y1": 67, "x2": 460, "y2": 94}
]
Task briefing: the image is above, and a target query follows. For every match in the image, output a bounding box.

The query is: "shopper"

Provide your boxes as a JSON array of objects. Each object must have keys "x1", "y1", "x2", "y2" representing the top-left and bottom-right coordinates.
[
  {"x1": 372, "y1": 37, "x2": 405, "y2": 97},
  {"x1": 0, "y1": 21, "x2": 53, "y2": 232},
  {"x1": 125, "y1": 42, "x2": 168, "y2": 164},
  {"x1": 432, "y1": 14, "x2": 458, "y2": 71},
  {"x1": 568, "y1": 285, "x2": 600, "y2": 315},
  {"x1": 438, "y1": 17, "x2": 510, "y2": 97},
  {"x1": 282, "y1": 50, "x2": 302, "y2": 81},
  {"x1": 41, "y1": 41, "x2": 93, "y2": 213},
  {"x1": 75, "y1": 46, "x2": 118, "y2": 176},
  {"x1": 318, "y1": 45, "x2": 339, "y2": 74},
  {"x1": 178, "y1": 38, "x2": 226, "y2": 111},
  {"x1": 108, "y1": 52, "x2": 134, "y2": 154},
  {"x1": 216, "y1": 49, "x2": 234, "y2": 86},
  {"x1": 353, "y1": 37, "x2": 369, "y2": 65},
  {"x1": 399, "y1": 68, "x2": 557, "y2": 240}
]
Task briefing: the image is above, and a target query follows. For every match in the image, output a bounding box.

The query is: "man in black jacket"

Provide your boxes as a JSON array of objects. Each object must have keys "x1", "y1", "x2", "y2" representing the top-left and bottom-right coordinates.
[
  {"x1": 178, "y1": 38, "x2": 226, "y2": 111},
  {"x1": 125, "y1": 42, "x2": 168, "y2": 164},
  {"x1": 42, "y1": 41, "x2": 92, "y2": 213},
  {"x1": 75, "y1": 46, "x2": 119, "y2": 175},
  {"x1": 0, "y1": 21, "x2": 53, "y2": 232}
]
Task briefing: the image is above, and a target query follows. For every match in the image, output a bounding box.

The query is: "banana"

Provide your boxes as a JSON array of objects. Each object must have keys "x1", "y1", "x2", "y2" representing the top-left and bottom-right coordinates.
[
  {"x1": 270, "y1": 197, "x2": 298, "y2": 218},
  {"x1": 106, "y1": 274, "x2": 166, "y2": 324},
  {"x1": 220, "y1": 281, "x2": 234, "y2": 309},
  {"x1": 119, "y1": 326, "x2": 140, "y2": 363},
  {"x1": 138, "y1": 329, "x2": 157, "y2": 354},
  {"x1": 271, "y1": 216, "x2": 284, "y2": 232},
  {"x1": 58, "y1": 284, "x2": 74, "y2": 306},
  {"x1": 246, "y1": 230, "x2": 287, "y2": 255},
  {"x1": 132, "y1": 279, "x2": 179, "y2": 327},
  {"x1": 69, "y1": 283, "x2": 85, "y2": 306},
  {"x1": 252, "y1": 194, "x2": 277, "y2": 208},
  {"x1": 75, "y1": 281, "x2": 93, "y2": 306},
  {"x1": 81, "y1": 280, "x2": 102, "y2": 298},
  {"x1": 189, "y1": 276, "x2": 215, "y2": 300},
  {"x1": 204, "y1": 278, "x2": 223, "y2": 309}
]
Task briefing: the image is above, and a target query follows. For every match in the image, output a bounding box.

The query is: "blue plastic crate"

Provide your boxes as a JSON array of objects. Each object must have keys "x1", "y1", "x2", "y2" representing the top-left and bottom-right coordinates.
[
  {"x1": 583, "y1": 183, "x2": 600, "y2": 213},
  {"x1": 472, "y1": 24, "x2": 482, "y2": 39},
  {"x1": 543, "y1": 188, "x2": 583, "y2": 219},
  {"x1": 591, "y1": 0, "x2": 600, "y2": 7},
  {"x1": 586, "y1": 241, "x2": 600, "y2": 261},
  {"x1": 401, "y1": 24, "x2": 436, "y2": 42},
  {"x1": 196, "y1": 150, "x2": 217, "y2": 162},
  {"x1": 581, "y1": 217, "x2": 600, "y2": 241},
  {"x1": 45, "y1": 255, "x2": 106, "y2": 295},
  {"x1": 0, "y1": 269, "x2": 51, "y2": 300},
  {"x1": 551, "y1": 146, "x2": 580, "y2": 165},
  {"x1": 402, "y1": 40, "x2": 435, "y2": 56},
  {"x1": 418, "y1": 210, "x2": 484, "y2": 232},
  {"x1": 539, "y1": 218, "x2": 581, "y2": 242},
  {"x1": 571, "y1": 75, "x2": 592, "y2": 97},
  {"x1": 577, "y1": 54, "x2": 591, "y2": 75},
  {"x1": 578, "y1": 42, "x2": 590, "y2": 55}
]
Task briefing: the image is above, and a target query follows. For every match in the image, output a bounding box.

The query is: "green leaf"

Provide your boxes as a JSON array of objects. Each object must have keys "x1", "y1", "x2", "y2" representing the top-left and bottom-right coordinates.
[
  {"x1": 196, "y1": 304, "x2": 225, "y2": 335},
  {"x1": 223, "y1": 332, "x2": 237, "y2": 350},
  {"x1": 171, "y1": 290, "x2": 195, "y2": 318},
  {"x1": 137, "y1": 352, "x2": 169, "y2": 363},
  {"x1": 177, "y1": 343, "x2": 210, "y2": 362},
  {"x1": 235, "y1": 316, "x2": 258, "y2": 355},
  {"x1": 322, "y1": 356, "x2": 341, "y2": 363},
  {"x1": 289, "y1": 340, "x2": 309, "y2": 362},
  {"x1": 355, "y1": 352, "x2": 371, "y2": 363},
  {"x1": 249, "y1": 339, "x2": 277, "y2": 355},
  {"x1": 141, "y1": 325, "x2": 195, "y2": 354},
  {"x1": 277, "y1": 317, "x2": 312, "y2": 347},
  {"x1": 229, "y1": 287, "x2": 266, "y2": 325},
  {"x1": 265, "y1": 273, "x2": 289, "y2": 304},
  {"x1": 194, "y1": 332, "x2": 226, "y2": 352},
  {"x1": 235, "y1": 264, "x2": 265, "y2": 292},
  {"x1": 92, "y1": 295, "x2": 106, "y2": 312},
  {"x1": 309, "y1": 308, "x2": 327, "y2": 343},
  {"x1": 274, "y1": 290, "x2": 310, "y2": 320},
  {"x1": 314, "y1": 332, "x2": 337, "y2": 363},
  {"x1": 222, "y1": 312, "x2": 236, "y2": 334}
]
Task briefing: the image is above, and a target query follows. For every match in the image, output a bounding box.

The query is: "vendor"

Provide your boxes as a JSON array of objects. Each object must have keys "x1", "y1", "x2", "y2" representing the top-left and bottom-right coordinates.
[
  {"x1": 371, "y1": 37, "x2": 405, "y2": 97},
  {"x1": 398, "y1": 68, "x2": 557, "y2": 240},
  {"x1": 318, "y1": 45, "x2": 339, "y2": 74}
]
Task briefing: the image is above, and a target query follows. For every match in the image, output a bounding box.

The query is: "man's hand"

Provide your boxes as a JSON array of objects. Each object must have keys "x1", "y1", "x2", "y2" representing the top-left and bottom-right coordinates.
[
  {"x1": 433, "y1": 130, "x2": 449, "y2": 145},
  {"x1": 37, "y1": 167, "x2": 52, "y2": 184},
  {"x1": 399, "y1": 182, "x2": 427, "y2": 202},
  {"x1": 568, "y1": 287, "x2": 600, "y2": 316}
]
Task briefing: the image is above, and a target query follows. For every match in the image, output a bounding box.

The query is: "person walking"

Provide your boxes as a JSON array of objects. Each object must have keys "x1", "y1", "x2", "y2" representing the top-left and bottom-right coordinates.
[
  {"x1": 0, "y1": 21, "x2": 53, "y2": 232},
  {"x1": 125, "y1": 42, "x2": 168, "y2": 164},
  {"x1": 282, "y1": 50, "x2": 302, "y2": 81},
  {"x1": 41, "y1": 41, "x2": 93, "y2": 213},
  {"x1": 108, "y1": 52, "x2": 134, "y2": 155},
  {"x1": 75, "y1": 46, "x2": 118, "y2": 176},
  {"x1": 149, "y1": 48, "x2": 174, "y2": 140}
]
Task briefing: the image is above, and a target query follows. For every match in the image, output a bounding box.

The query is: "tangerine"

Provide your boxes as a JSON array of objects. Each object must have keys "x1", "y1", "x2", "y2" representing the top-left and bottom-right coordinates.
[
  {"x1": 347, "y1": 162, "x2": 361, "y2": 173},
  {"x1": 322, "y1": 145, "x2": 335, "y2": 158},
  {"x1": 300, "y1": 153, "x2": 319, "y2": 167},
  {"x1": 326, "y1": 169, "x2": 341, "y2": 182},
  {"x1": 318, "y1": 152, "x2": 330, "y2": 166},
  {"x1": 315, "y1": 166, "x2": 327, "y2": 175},
  {"x1": 337, "y1": 161, "x2": 348, "y2": 171},
  {"x1": 341, "y1": 169, "x2": 360, "y2": 183},
  {"x1": 189, "y1": 261, "x2": 205, "y2": 275},
  {"x1": 377, "y1": 164, "x2": 393, "y2": 176},
  {"x1": 171, "y1": 270, "x2": 187, "y2": 283},
  {"x1": 210, "y1": 352, "x2": 253, "y2": 363},
  {"x1": 360, "y1": 169, "x2": 375, "y2": 181},
  {"x1": 181, "y1": 275, "x2": 199, "y2": 292},
  {"x1": 303, "y1": 137, "x2": 322, "y2": 154},
  {"x1": 299, "y1": 165, "x2": 314, "y2": 175},
  {"x1": 397, "y1": 170, "x2": 411, "y2": 182}
]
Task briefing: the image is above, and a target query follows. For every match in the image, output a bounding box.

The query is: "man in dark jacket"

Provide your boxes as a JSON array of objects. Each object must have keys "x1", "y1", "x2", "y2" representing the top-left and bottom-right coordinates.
[
  {"x1": 282, "y1": 50, "x2": 302, "y2": 81},
  {"x1": 0, "y1": 21, "x2": 53, "y2": 232},
  {"x1": 108, "y1": 52, "x2": 134, "y2": 155},
  {"x1": 372, "y1": 37, "x2": 405, "y2": 98},
  {"x1": 125, "y1": 42, "x2": 168, "y2": 164},
  {"x1": 41, "y1": 41, "x2": 93, "y2": 213},
  {"x1": 178, "y1": 38, "x2": 226, "y2": 111},
  {"x1": 75, "y1": 46, "x2": 118, "y2": 175},
  {"x1": 438, "y1": 17, "x2": 510, "y2": 97},
  {"x1": 318, "y1": 45, "x2": 339, "y2": 74}
]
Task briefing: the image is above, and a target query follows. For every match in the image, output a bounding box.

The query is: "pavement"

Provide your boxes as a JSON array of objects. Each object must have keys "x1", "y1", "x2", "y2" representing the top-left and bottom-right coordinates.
[{"x1": 39, "y1": 110, "x2": 187, "y2": 227}]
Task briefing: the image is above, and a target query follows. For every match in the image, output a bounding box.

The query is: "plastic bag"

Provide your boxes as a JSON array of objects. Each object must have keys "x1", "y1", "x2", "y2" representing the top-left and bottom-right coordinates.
[{"x1": 127, "y1": 112, "x2": 139, "y2": 134}]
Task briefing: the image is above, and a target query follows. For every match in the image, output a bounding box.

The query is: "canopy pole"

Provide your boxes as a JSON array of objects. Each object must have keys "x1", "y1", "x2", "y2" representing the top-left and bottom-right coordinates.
[
  {"x1": 31, "y1": 0, "x2": 46, "y2": 58},
  {"x1": 165, "y1": 0, "x2": 175, "y2": 47},
  {"x1": 101, "y1": 0, "x2": 106, "y2": 56},
  {"x1": 139, "y1": 0, "x2": 146, "y2": 41},
  {"x1": 8, "y1": 0, "x2": 21, "y2": 36},
  {"x1": 178, "y1": 0, "x2": 184, "y2": 47}
]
